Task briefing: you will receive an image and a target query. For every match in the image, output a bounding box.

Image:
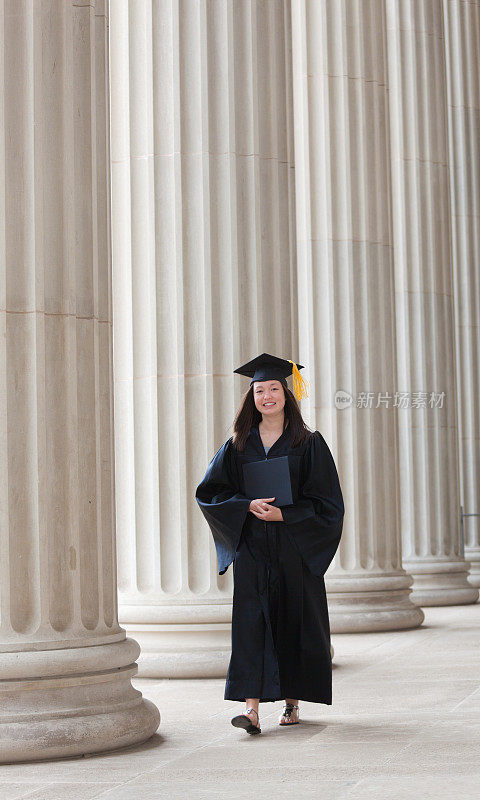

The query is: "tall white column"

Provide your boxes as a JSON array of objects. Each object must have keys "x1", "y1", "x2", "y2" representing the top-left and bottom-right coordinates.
[
  {"x1": 0, "y1": 0, "x2": 159, "y2": 761},
  {"x1": 444, "y1": 0, "x2": 480, "y2": 588},
  {"x1": 110, "y1": 0, "x2": 297, "y2": 676},
  {"x1": 291, "y1": 0, "x2": 424, "y2": 631},
  {"x1": 386, "y1": 0, "x2": 478, "y2": 605}
]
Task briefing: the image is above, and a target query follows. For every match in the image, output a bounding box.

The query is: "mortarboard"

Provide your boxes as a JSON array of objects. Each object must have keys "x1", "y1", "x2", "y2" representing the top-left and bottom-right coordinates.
[{"x1": 233, "y1": 352, "x2": 310, "y2": 402}]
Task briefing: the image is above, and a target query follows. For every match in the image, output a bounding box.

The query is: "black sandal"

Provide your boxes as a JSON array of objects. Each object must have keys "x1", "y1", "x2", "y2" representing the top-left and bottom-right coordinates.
[
  {"x1": 231, "y1": 706, "x2": 261, "y2": 735},
  {"x1": 279, "y1": 703, "x2": 300, "y2": 725}
]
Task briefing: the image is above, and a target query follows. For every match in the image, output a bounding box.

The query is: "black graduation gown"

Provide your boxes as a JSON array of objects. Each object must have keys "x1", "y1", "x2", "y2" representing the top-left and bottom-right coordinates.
[{"x1": 195, "y1": 422, "x2": 344, "y2": 704}]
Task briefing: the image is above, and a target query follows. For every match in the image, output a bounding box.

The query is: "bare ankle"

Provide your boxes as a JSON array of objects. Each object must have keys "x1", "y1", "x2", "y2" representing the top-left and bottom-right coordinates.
[{"x1": 245, "y1": 699, "x2": 259, "y2": 714}]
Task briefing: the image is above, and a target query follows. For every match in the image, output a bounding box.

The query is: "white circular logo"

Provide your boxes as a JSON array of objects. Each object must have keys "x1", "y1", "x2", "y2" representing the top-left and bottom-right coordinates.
[{"x1": 335, "y1": 390, "x2": 353, "y2": 409}]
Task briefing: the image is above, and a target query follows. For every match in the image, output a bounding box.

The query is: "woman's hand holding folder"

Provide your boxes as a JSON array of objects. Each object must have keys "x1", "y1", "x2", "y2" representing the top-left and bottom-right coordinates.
[{"x1": 249, "y1": 497, "x2": 284, "y2": 522}]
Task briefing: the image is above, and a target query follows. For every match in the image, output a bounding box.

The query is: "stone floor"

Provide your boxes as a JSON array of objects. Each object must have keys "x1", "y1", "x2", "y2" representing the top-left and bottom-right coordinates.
[{"x1": 2, "y1": 603, "x2": 480, "y2": 799}]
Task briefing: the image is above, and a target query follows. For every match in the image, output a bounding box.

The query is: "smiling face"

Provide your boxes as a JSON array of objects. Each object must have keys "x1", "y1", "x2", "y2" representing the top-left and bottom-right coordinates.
[{"x1": 252, "y1": 379, "x2": 286, "y2": 419}]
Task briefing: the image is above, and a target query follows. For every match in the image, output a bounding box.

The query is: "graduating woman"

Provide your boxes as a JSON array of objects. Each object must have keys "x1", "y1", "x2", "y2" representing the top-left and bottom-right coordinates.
[{"x1": 195, "y1": 353, "x2": 344, "y2": 735}]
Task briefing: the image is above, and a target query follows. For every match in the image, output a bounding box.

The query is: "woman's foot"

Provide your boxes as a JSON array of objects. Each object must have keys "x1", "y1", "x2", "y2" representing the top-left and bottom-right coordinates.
[
  {"x1": 231, "y1": 706, "x2": 261, "y2": 735},
  {"x1": 279, "y1": 702, "x2": 300, "y2": 725},
  {"x1": 243, "y1": 707, "x2": 260, "y2": 728}
]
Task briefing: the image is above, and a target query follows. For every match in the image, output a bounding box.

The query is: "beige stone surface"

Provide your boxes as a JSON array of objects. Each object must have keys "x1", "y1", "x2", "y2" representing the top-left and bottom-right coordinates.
[
  {"x1": 109, "y1": 0, "x2": 480, "y2": 680},
  {"x1": 444, "y1": 0, "x2": 480, "y2": 588},
  {"x1": 291, "y1": 0, "x2": 424, "y2": 632},
  {"x1": 1, "y1": 604, "x2": 478, "y2": 798},
  {"x1": 0, "y1": 0, "x2": 159, "y2": 760},
  {"x1": 110, "y1": 0, "x2": 298, "y2": 677},
  {"x1": 386, "y1": 0, "x2": 478, "y2": 608}
]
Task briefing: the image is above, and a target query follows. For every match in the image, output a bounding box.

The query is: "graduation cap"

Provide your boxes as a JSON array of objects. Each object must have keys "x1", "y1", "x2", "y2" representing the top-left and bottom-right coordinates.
[{"x1": 233, "y1": 352, "x2": 310, "y2": 402}]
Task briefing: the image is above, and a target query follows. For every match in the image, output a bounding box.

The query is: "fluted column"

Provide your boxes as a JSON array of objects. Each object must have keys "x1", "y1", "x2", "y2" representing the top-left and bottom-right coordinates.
[
  {"x1": 291, "y1": 0, "x2": 424, "y2": 631},
  {"x1": 0, "y1": 0, "x2": 159, "y2": 762},
  {"x1": 386, "y1": 0, "x2": 478, "y2": 605},
  {"x1": 443, "y1": 0, "x2": 480, "y2": 588},
  {"x1": 110, "y1": 0, "x2": 296, "y2": 676}
]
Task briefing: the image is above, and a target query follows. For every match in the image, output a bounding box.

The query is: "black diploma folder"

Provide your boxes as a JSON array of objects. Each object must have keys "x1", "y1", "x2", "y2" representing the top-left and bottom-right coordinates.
[{"x1": 242, "y1": 456, "x2": 293, "y2": 507}]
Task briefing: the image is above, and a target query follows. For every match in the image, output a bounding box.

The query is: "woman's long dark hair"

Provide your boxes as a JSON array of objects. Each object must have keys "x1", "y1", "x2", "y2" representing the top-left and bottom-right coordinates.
[{"x1": 232, "y1": 382, "x2": 313, "y2": 451}]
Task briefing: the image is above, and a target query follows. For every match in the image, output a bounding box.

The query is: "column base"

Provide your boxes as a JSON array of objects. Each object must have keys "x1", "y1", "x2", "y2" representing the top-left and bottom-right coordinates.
[
  {"x1": 404, "y1": 558, "x2": 480, "y2": 606},
  {"x1": 325, "y1": 572, "x2": 425, "y2": 632},
  {"x1": 119, "y1": 603, "x2": 237, "y2": 678},
  {"x1": 125, "y1": 623, "x2": 232, "y2": 678},
  {"x1": 465, "y1": 546, "x2": 480, "y2": 589},
  {"x1": 0, "y1": 638, "x2": 160, "y2": 763}
]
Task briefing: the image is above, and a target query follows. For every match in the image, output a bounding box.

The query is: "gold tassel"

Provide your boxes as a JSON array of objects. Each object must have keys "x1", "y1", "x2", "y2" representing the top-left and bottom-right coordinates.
[{"x1": 287, "y1": 359, "x2": 310, "y2": 401}]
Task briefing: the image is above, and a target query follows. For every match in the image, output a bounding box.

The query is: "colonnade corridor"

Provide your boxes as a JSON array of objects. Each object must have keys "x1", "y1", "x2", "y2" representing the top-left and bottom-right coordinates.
[
  {"x1": 0, "y1": 603, "x2": 478, "y2": 799},
  {"x1": 1, "y1": 0, "x2": 479, "y2": 779}
]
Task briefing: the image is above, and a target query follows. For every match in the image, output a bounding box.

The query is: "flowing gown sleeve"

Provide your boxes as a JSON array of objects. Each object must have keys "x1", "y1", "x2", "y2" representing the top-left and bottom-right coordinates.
[
  {"x1": 195, "y1": 437, "x2": 251, "y2": 576},
  {"x1": 281, "y1": 430, "x2": 344, "y2": 577}
]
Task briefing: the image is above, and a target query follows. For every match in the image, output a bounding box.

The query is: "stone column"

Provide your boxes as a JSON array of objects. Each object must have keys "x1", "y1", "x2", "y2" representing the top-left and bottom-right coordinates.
[
  {"x1": 0, "y1": 0, "x2": 159, "y2": 761},
  {"x1": 110, "y1": 0, "x2": 297, "y2": 676},
  {"x1": 443, "y1": 0, "x2": 480, "y2": 588},
  {"x1": 290, "y1": 0, "x2": 424, "y2": 631},
  {"x1": 386, "y1": 0, "x2": 478, "y2": 605}
]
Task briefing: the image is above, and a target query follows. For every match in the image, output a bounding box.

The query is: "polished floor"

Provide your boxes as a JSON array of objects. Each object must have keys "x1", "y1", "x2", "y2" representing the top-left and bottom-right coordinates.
[{"x1": 1, "y1": 602, "x2": 480, "y2": 799}]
